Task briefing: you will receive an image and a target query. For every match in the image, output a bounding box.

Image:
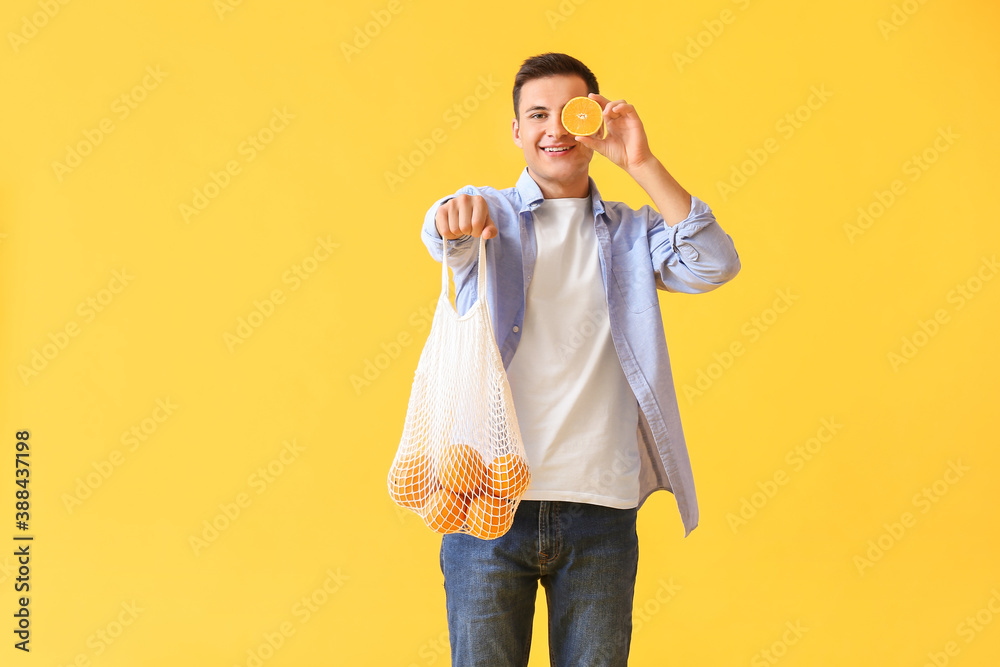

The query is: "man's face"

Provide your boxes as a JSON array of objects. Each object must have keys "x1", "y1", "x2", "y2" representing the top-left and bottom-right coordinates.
[{"x1": 512, "y1": 74, "x2": 595, "y2": 197}]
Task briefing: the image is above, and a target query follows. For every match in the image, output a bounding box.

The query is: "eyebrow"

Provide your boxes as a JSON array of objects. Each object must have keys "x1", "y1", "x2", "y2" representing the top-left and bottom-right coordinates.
[{"x1": 523, "y1": 105, "x2": 550, "y2": 114}]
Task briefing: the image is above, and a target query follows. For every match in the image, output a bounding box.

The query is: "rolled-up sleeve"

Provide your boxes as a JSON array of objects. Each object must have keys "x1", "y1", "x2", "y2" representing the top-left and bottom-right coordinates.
[{"x1": 647, "y1": 194, "x2": 741, "y2": 294}]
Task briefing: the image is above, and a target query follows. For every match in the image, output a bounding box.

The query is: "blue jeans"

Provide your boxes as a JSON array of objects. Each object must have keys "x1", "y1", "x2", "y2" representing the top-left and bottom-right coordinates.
[{"x1": 440, "y1": 500, "x2": 639, "y2": 667}]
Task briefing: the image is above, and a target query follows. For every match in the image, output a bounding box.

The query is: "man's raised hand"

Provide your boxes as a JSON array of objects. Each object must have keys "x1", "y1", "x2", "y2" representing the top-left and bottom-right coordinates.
[{"x1": 574, "y1": 93, "x2": 656, "y2": 175}]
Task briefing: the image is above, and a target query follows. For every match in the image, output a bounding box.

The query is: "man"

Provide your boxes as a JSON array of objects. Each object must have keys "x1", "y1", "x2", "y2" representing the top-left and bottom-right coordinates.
[{"x1": 419, "y1": 52, "x2": 740, "y2": 667}]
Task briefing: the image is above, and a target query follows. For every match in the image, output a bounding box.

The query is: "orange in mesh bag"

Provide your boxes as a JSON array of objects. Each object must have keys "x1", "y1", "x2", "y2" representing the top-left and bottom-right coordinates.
[{"x1": 388, "y1": 235, "x2": 530, "y2": 539}]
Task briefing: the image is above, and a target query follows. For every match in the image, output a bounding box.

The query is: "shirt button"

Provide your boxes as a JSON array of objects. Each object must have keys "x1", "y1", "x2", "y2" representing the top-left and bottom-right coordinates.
[{"x1": 513, "y1": 325, "x2": 520, "y2": 333}]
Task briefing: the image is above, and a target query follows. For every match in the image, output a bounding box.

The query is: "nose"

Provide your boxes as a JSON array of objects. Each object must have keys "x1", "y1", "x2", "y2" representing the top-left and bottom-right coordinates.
[{"x1": 545, "y1": 112, "x2": 568, "y2": 138}]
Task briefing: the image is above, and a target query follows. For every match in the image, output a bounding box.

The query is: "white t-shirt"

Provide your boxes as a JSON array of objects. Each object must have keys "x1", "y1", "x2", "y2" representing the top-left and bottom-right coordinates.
[{"x1": 505, "y1": 196, "x2": 641, "y2": 509}]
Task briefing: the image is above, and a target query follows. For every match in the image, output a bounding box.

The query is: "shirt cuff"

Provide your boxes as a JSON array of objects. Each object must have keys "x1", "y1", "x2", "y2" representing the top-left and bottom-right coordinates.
[{"x1": 665, "y1": 195, "x2": 716, "y2": 262}]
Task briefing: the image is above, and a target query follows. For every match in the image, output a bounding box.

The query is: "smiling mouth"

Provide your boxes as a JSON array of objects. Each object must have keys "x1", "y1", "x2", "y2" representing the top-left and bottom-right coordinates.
[{"x1": 542, "y1": 145, "x2": 575, "y2": 153}]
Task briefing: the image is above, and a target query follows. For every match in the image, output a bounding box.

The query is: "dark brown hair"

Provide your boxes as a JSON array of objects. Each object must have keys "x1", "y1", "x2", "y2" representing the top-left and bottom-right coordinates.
[{"x1": 512, "y1": 53, "x2": 599, "y2": 119}]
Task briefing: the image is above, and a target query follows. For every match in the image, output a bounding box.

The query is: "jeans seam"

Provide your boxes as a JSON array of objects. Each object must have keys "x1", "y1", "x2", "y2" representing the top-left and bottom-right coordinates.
[
  {"x1": 537, "y1": 501, "x2": 548, "y2": 572},
  {"x1": 551, "y1": 502, "x2": 562, "y2": 563}
]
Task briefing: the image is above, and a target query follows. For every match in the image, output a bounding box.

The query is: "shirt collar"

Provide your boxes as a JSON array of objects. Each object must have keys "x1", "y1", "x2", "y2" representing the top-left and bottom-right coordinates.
[{"x1": 515, "y1": 167, "x2": 607, "y2": 218}]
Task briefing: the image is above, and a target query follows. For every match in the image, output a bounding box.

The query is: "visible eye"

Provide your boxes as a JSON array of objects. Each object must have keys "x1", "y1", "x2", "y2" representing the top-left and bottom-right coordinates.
[{"x1": 529, "y1": 112, "x2": 546, "y2": 120}]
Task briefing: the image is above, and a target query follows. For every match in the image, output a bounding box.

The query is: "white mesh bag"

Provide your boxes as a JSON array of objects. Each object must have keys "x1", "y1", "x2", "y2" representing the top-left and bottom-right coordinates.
[{"x1": 389, "y1": 235, "x2": 530, "y2": 539}]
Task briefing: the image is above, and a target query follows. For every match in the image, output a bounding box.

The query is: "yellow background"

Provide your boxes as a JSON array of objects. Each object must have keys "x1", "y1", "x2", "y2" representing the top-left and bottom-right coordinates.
[{"x1": 2, "y1": 0, "x2": 998, "y2": 665}]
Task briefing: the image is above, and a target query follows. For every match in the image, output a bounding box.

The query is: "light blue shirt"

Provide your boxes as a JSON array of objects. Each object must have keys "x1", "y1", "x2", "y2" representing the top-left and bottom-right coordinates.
[{"x1": 420, "y1": 167, "x2": 741, "y2": 536}]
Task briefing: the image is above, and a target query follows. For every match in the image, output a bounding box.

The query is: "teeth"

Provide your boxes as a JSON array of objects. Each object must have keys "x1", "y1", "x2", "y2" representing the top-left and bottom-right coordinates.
[{"x1": 544, "y1": 147, "x2": 571, "y2": 152}]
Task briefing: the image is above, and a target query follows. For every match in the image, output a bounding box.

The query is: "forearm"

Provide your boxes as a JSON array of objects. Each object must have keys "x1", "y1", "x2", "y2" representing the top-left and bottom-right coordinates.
[{"x1": 627, "y1": 157, "x2": 692, "y2": 226}]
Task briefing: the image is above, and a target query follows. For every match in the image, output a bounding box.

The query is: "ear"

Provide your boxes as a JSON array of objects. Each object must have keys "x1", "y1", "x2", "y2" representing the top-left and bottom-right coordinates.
[{"x1": 511, "y1": 116, "x2": 522, "y2": 149}]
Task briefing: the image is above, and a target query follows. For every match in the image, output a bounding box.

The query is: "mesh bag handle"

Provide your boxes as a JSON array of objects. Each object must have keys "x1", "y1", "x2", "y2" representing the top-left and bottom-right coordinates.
[
  {"x1": 389, "y1": 233, "x2": 530, "y2": 539},
  {"x1": 441, "y1": 233, "x2": 488, "y2": 320}
]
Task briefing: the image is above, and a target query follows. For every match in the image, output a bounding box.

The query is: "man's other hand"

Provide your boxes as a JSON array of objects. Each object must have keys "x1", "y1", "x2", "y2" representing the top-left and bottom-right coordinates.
[{"x1": 573, "y1": 93, "x2": 655, "y2": 175}]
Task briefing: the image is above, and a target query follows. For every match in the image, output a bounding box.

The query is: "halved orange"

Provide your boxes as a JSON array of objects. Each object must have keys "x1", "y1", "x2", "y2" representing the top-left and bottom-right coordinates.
[{"x1": 561, "y1": 96, "x2": 606, "y2": 138}]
